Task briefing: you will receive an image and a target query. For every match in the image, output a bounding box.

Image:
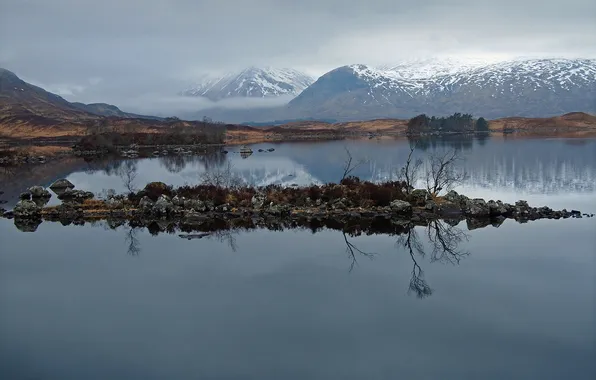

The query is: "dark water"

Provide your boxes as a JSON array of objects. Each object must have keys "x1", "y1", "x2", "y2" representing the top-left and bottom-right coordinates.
[{"x1": 1, "y1": 136, "x2": 595, "y2": 379}]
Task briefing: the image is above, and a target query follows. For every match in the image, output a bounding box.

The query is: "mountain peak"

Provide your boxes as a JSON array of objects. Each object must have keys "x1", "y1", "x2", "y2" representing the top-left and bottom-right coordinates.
[{"x1": 181, "y1": 67, "x2": 315, "y2": 101}]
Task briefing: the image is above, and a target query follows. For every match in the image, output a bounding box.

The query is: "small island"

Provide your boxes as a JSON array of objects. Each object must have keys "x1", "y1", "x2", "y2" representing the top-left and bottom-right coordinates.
[{"x1": 3, "y1": 175, "x2": 592, "y2": 233}]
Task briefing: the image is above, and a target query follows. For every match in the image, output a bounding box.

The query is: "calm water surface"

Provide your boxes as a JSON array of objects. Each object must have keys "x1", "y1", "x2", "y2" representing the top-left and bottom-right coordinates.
[{"x1": 0, "y1": 136, "x2": 595, "y2": 379}]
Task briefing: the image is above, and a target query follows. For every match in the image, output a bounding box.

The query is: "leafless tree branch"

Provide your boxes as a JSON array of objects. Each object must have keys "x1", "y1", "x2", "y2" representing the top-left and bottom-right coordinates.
[
  {"x1": 425, "y1": 149, "x2": 465, "y2": 196},
  {"x1": 341, "y1": 146, "x2": 367, "y2": 181}
]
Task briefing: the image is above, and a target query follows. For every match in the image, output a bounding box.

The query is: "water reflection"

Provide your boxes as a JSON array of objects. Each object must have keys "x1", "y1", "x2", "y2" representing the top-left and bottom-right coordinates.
[
  {"x1": 1, "y1": 138, "x2": 595, "y2": 209},
  {"x1": 20, "y1": 217, "x2": 477, "y2": 299}
]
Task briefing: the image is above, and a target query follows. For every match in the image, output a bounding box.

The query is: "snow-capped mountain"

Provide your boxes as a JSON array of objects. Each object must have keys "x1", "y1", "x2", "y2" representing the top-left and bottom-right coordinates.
[
  {"x1": 181, "y1": 67, "x2": 315, "y2": 101},
  {"x1": 288, "y1": 58, "x2": 596, "y2": 120}
]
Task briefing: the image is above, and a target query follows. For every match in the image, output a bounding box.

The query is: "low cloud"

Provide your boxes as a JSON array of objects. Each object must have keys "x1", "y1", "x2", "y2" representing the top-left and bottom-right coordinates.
[{"x1": 1, "y1": 0, "x2": 594, "y2": 113}]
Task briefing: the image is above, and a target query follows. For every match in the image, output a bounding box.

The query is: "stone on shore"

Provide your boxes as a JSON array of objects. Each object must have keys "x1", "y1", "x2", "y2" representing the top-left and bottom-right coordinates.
[
  {"x1": 49, "y1": 179, "x2": 75, "y2": 190},
  {"x1": 251, "y1": 193, "x2": 266, "y2": 209},
  {"x1": 408, "y1": 189, "x2": 429, "y2": 206},
  {"x1": 390, "y1": 200, "x2": 412, "y2": 214},
  {"x1": 152, "y1": 195, "x2": 173, "y2": 216},
  {"x1": 57, "y1": 188, "x2": 95, "y2": 203},
  {"x1": 29, "y1": 186, "x2": 51, "y2": 199},
  {"x1": 13, "y1": 200, "x2": 41, "y2": 218}
]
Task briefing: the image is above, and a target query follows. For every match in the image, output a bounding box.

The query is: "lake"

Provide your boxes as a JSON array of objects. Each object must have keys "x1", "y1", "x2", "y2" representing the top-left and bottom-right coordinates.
[{"x1": 1, "y1": 135, "x2": 595, "y2": 379}]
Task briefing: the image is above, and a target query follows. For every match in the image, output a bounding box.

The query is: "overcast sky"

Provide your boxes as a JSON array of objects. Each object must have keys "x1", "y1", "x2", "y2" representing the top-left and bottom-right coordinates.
[{"x1": 1, "y1": 0, "x2": 595, "y2": 114}]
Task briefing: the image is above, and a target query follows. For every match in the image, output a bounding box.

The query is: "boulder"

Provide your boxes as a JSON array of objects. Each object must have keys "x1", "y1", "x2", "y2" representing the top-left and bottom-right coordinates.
[
  {"x1": 463, "y1": 198, "x2": 490, "y2": 217},
  {"x1": 106, "y1": 198, "x2": 123, "y2": 209},
  {"x1": 487, "y1": 200, "x2": 508, "y2": 216},
  {"x1": 29, "y1": 186, "x2": 51, "y2": 199},
  {"x1": 152, "y1": 195, "x2": 173, "y2": 216},
  {"x1": 172, "y1": 195, "x2": 185, "y2": 207},
  {"x1": 49, "y1": 179, "x2": 75, "y2": 190},
  {"x1": 251, "y1": 192, "x2": 267, "y2": 209},
  {"x1": 13, "y1": 200, "x2": 41, "y2": 218},
  {"x1": 443, "y1": 190, "x2": 468, "y2": 205},
  {"x1": 138, "y1": 196, "x2": 154, "y2": 212},
  {"x1": 390, "y1": 200, "x2": 412, "y2": 214},
  {"x1": 57, "y1": 189, "x2": 94, "y2": 203},
  {"x1": 408, "y1": 189, "x2": 429, "y2": 206},
  {"x1": 183, "y1": 199, "x2": 206, "y2": 212}
]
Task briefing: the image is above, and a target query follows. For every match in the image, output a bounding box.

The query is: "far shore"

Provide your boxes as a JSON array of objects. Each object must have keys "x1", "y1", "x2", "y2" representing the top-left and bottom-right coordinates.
[{"x1": 1, "y1": 111, "x2": 595, "y2": 163}]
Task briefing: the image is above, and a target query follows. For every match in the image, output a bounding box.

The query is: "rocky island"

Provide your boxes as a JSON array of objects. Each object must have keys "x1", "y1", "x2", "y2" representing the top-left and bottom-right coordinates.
[{"x1": 2, "y1": 177, "x2": 592, "y2": 233}]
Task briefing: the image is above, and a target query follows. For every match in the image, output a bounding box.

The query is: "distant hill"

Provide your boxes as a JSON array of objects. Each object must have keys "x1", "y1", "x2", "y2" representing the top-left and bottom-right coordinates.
[
  {"x1": 70, "y1": 102, "x2": 161, "y2": 120},
  {"x1": 0, "y1": 68, "x2": 159, "y2": 123}
]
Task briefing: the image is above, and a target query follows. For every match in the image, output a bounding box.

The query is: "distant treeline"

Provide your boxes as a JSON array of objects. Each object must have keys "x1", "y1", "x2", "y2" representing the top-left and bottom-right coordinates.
[
  {"x1": 407, "y1": 113, "x2": 489, "y2": 134},
  {"x1": 77, "y1": 116, "x2": 227, "y2": 151}
]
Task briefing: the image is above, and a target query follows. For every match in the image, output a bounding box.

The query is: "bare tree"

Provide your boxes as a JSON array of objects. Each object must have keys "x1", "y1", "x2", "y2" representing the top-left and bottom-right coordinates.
[
  {"x1": 425, "y1": 149, "x2": 464, "y2": 196},
  {"x1": 200, "y1": 161, "x2": 243, "y2": 189},
  {"x1": 398, "y1": 141, "x2": 423, "y2": 194},
  {"x1": 117, "y1": 160, "x2": 138, "y2": 193},
  {"x1": 341, "y1": 146, "x2": 367, "y2": 181}
]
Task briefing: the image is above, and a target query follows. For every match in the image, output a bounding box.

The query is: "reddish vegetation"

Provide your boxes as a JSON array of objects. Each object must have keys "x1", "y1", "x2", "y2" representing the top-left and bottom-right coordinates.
[{"x1": 131, "y1": 178, "x2": 409, "y2": 209}]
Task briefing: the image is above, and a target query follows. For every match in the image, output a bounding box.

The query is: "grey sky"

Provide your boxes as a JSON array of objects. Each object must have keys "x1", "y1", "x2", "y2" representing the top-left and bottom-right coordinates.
[{"x1": 1, "y1": 0, "x2": 595, "y2": 114}]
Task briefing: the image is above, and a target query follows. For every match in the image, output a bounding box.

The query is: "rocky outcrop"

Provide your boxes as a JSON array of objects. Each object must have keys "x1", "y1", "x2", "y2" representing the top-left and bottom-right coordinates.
[
  {"x1": 29, "y1": 186, "x2": 51, "y2": 199},
  {"x1": 152, "y1": 195, "x2": 173, "y2": 216},
  {"x1": 13, "y1": 200, "x2": 41, "y2": 218},
  {"x1": 408, "y1": 189, "x2": 429, "y2": 206},
  {"x1": 57, "y1": 189, "x2": 94, "y2": 203},
  {"x1": 251, "y1": 193, "x2": 266, "y2": 209},
  {"x1": 49, "y1": 179, "x2": 75, "y2": 190},
  {"x1": 390, "y1": 200, "x2": 412, "y2": 214}
]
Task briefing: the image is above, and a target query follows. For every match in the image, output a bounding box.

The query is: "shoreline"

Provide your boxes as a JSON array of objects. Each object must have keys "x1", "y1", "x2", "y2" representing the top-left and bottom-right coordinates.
[{"x1": 2, "y1": 128, "x2": 596, "y2": 165}]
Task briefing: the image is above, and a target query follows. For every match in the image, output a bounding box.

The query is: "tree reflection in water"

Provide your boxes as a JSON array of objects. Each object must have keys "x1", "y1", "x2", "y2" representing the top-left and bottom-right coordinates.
[{"x1": 344, "y1": 220, "x2": 471, "y2": 298}]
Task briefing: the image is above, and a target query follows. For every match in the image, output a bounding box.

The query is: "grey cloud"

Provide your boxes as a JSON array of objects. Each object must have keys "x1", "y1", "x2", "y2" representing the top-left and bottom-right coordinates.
[{"x1": 1, "y1": 0, "x2": 594, "y2": 115}]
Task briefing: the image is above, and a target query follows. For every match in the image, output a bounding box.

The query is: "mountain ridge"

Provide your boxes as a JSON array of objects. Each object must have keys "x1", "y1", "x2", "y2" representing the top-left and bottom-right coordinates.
[
  {"x1": 284, "y1": 58, "x2": 596, "y2": 121},
  {"x1": 181, "y1": 67, "x2": 315, "y2": 101}
]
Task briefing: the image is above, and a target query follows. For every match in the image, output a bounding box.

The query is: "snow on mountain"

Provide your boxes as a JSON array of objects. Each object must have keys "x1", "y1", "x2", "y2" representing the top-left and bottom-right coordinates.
[
  {"x1": 181, "y1": 67, "x2": 315, "y2": 101},
  {"x1": 288, "y1": 58, "x2": 596, "y2": 119}
]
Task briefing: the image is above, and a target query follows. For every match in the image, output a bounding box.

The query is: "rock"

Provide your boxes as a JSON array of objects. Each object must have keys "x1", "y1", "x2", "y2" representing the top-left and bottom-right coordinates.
[
  {"x1": 106, "y1": 198, "x2": 123, "y2": 209},
  {"x1": 251, "y1": 193, "x2": 267, "y2": 209},
  {"x1": 57, "y1": 189, "x2": 94, "y2": 203},
  {"x1": 19, "y1": 192, "x2": 31, "y2": 200},
  {"x1": 444, "y1": 190, "x2": 468, "y2": 205},
  {"x1": 487, "y1": 200, "x2": 508, "y2": 216},
  {"x1": 49, "y1": 179, "x2": 75, "y2": 190},
  {"x1": 13, "y1": 200, "x2": 41, "y2": 218},
  {"x1": 390, "y1": 200, "x2": 412, "y2": 214},
  {"x1": 408, "y1": 189, "x2": 429, "y2": 206},
  {"x1": 29, "y1": 186, "x2": 51, "y2": 199},
  {"x1": 152, "y1": 195, "x2": 173, "y2": 216},
  {"x1": 463, "y1": 198, "x2": 490, "y2": 217},
  {"x1": 424, "y1": 201, "x2": 436, "y2": 211},
  {"x1": 183, "y1": 199, "x2": 206, "y2": 212},
  {"x1": 332, "y1": 201, "x2": 347, "y2": 210},
  {"x1": 172, "y1": 195, "x2": 184, "y2": 207},
  {"x1": 138, "y1": 196, "x2": 154, "y2": 211}
]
